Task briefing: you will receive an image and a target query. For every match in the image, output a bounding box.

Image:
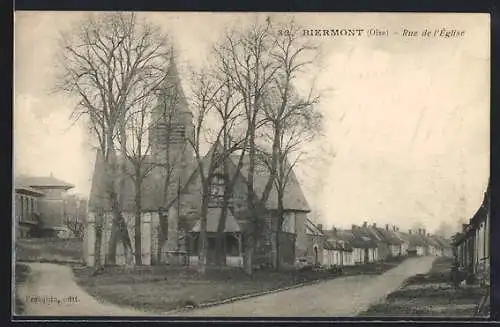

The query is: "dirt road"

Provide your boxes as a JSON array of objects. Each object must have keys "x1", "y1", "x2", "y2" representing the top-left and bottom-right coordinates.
[{"x1": 15, "y1": 256, "x2": 436, "y2": 317}]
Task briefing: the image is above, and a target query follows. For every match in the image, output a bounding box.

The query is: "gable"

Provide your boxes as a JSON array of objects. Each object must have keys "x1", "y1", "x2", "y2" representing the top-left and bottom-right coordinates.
[{"x1": 228, "y1": 154, "x2": 310, "y2": 212}]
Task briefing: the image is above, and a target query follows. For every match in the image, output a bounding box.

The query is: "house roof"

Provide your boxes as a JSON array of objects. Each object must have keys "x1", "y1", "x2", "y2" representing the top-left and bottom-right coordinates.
[
  {"x1": 15, "y1": 175, "x2": 74, "y2": 190},
  {"x1": 323, "y1": 239, "x2": 346, "y2": 251},
  {"x1": 305, "y1": 218, "x2": 324, "y2": 236},
  {"x1": 14, "y1": 184, "x2": 45, "y2": 196},
  {"x1": 407, "y1": 232, "x2": 428, "y2": 247},
  {"x1": 422, "y1": 234, "x2": 442, "y2": 248},
  {"x1": 348, "y1": 226, "x2": 378, "y2": 248},
  {"x1": 430, "y1": 235, "x2": 452, "y2": 249},
  {"x1": 374, "y1": 227, "x2": 405, "y2": 245},
  {"x1": 324, "y1": 229, "x2": 354, "y2": 252},
  {"x1": 470, "y1": 180, "x2": 490, "y2": 227},
  {"x1": 191, "y1": 207, "x2": 241, "y2": 232}
]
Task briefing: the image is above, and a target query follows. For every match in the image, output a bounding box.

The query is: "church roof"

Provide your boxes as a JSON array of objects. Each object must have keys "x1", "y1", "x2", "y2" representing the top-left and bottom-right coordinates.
[
  {"x1": 228, "y1": 154, "x2": 311, "y2": 212},
  {"x1": 191, "y1": 207, "x2": 241, "y2": 232},
  {"x1": 87, "y1": 152, "x2": 194, "y2": 212},
  {"x1": 153, "y1": 55, "x2": 190, "y2": 119},
  {"x1": 89, "y1": 145, "x2": 311, "y2": 213}
]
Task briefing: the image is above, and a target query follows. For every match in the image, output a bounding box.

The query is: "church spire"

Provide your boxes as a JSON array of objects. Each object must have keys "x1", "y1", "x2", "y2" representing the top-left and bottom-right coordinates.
[{"x1": 159, "y1": 50, "x2": 189, "y2": 111}]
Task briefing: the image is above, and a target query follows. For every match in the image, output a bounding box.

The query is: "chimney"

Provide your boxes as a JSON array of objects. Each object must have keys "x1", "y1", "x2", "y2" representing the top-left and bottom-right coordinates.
[
  {"x1": 352, "y1": 224, "x2": 357, "y2": 230},
  {"x1": 409, "y1": 229, "x2": 412, "y2": 234},
  {"x1": 462, "y1": 224, "x2": 468, "y2": 232},
  {"x1": 317, "y1": 224, "x2": 323, "y2": 232},
  {"x1": 418, "y1": 228, "x2": 422, "y2": 235},
  {"x1": 363, "y1": 221, "x2": 367, "y2": 227},
  {"x1": 372, "y1": 223, "x2": 376, "y2": 228},
  {"x1": 392, "y1": 225, "x2": 396, "y2": 232},
  {"x1": 332, "y1": 227, "x2": 337, "y2": 235},
  {"x1": 386, "y1": 224, "x2": 389, "y2": 231}
]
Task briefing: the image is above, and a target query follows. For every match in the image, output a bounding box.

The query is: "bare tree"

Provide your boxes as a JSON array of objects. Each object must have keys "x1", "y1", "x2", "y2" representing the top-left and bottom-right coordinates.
[
  {"x1": 213, "y1": 17, "x2": 281, "y2": 275},
  {"x1": 116, "y1": 82, "x2": 159, "y2": 265},
  {"x1": 187, "y1": 67, "x2": 247, "y2": 273},
  {"x1": 63, "y1": 195, "x2": 87, "y2": 238},
  {"x1": 55, "y1": 12, "x2": 172, "y2": 266},
  {"x1": 256, "y1": 20, "x2": 323, "y2": 270}
]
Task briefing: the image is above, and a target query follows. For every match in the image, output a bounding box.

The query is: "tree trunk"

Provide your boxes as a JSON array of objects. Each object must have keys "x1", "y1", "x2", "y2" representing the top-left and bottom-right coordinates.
[
  {"x1": 198, "y1": 187, "x2": 210, "y2": 274},
  {"x1": 134, "y1": 178, "x2": 143, "y2": 265},
  {"x1": 275, "y1": 186, "x2": 285, "y2": 270},
  {"x1": 94, "y1": 212, "x2": 103, "y2": 267}
]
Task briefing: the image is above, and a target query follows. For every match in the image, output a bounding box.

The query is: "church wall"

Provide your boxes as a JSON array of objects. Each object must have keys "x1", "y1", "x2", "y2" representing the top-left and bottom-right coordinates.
[{"x1": 84, "y1": 211, "x2": 158, "y2": 266}]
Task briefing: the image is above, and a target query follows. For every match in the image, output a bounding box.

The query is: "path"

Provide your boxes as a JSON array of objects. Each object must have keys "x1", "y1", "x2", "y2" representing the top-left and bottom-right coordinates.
[
  {"x1": 16, "y1": 263, "x2": 148, "y2": 316},
  {"x1": 177, "y1": 256, "x2": 437, "y2": 316},
  {"x1": 15, "y1": 256, "x2": 436, "y2": 317}
]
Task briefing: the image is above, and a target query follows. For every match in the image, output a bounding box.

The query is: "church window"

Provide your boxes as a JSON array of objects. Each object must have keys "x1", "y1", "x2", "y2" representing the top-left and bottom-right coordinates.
[{"x1": 209, "y1": 174, "x2": 225, "y2": 207}]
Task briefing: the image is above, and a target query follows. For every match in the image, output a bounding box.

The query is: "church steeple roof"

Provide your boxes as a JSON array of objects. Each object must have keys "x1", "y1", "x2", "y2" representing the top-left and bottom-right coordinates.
[{"x1": 159, "y1": 53, "x2": 189, "y2": 111}]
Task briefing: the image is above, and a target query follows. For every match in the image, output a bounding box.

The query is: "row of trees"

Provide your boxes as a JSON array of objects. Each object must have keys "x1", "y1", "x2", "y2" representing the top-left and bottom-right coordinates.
[{"x1": 56, "y1": 13, "x2": 325, "y2": 274}]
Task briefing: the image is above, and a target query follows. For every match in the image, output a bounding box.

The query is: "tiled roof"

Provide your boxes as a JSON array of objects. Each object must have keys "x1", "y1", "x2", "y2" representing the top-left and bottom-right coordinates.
[
  {"x1": 191, "y1": 207, "x2": 241, "y2": 232},
  {"x1": 348, "y1": 226, "x2": 378, "y2": 248},
  {"x1": 229, "y1": 155, "x2": 310, "y2": 212},
  {"x1": 407, "y1": 232, "x2": 428, "y2": 247},
  {"x1": 14, "y1": 184, "x2": 45, "y2": 196},
  {"x1": 88, "y1": 152, "x2": 190, "y2": 212},
  {"x1": 15, "y1": 175, "x2": 74, "y2": 190},
  {"x1": 374, "y1": 227, "x2": 404, "y2": 245},
  {"x1": 89, "y1": 145, "x2": 311, "y2": 213}
]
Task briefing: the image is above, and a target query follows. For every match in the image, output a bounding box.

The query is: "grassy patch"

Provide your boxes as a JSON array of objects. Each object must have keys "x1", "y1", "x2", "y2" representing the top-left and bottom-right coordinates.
[
  {"x1": 344, "y1": 257, "x2": 407, "y2": 276},
  {"x1": 14, "y1": 263, "x2": 30, "y2": 315},
  {"x1": 16, "y1": 238, "x2": 83, "y2": 263},
  {"x1": 359, "y1": 256, "x2": 486, "y2": 317},
  {"x1": 73, "y1": 265, "x2": 347, "y2": 313},
  {"x1": 359, "y1": 302, "x2": 477, "y2": 317}
]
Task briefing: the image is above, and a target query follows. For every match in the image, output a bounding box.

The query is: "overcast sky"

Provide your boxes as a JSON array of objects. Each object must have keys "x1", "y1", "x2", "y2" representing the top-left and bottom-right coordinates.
[{"x1": 14, "y1": 12, "x2": 490, "y2": 232}]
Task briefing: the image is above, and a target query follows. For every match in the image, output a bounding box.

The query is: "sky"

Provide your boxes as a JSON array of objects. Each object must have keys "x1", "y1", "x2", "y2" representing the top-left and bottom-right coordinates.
[{"x1": 14, "y1": 12, "x2": 490, "y2": 233}]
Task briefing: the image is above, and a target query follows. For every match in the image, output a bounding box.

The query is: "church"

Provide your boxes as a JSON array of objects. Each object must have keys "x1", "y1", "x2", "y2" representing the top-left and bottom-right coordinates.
[{"x1": 84, "y1": 58, "x2": 312, "y2": 268}]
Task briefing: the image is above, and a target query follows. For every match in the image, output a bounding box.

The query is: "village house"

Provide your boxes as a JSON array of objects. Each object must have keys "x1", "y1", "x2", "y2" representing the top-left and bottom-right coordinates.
[
  {"x1": 453, "y1": 180, "x2": 490, "y2": 285},
  {"x1": 296, "y1": 219, "x2": 325, "y2": 265},
  {"x1": 421, "y1": 232, "x2": 442, "y2": 256},
  {"x1": 374, "y1": 224, "x2": 406, "y2": 257},
  {"x1": 85, "y1": 57, "x2": 311, "y2": 268},
  {"x1": 14, "y1": 174, "x2": 75, "y2": 238},
  {"x1": 392, "y1": 226, "x2": 410, "y2": 256},
  {"x1": 406, "y1": 229, "x2": 427, "y2": 256},
  {"x1": 350, "y1": 224, "x2": 379, "y2": 263},
  {"x1": 323, "y1": 227, "x2": 355, "y2": 267},
  {"x1": 432, "y1": 235, "x2": 453, "y2": 257},
  {"x1": 360, "y1": 222, "x2": 389, "y2": 261}
]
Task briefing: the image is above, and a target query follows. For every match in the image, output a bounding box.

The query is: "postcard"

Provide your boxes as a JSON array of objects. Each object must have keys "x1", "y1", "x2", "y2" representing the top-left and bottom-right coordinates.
[{"x1": 13, "y1": 11, "x2": 490, "y2": 319}]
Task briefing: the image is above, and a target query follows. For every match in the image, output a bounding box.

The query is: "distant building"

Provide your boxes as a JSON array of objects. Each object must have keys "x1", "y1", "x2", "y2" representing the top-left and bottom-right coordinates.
[
  {"x1": 14, "y1": 173, "x2": 75, "y2": 237},
  {"x1": 453, "y1": 180, "x2": 490, "y2": 286}
]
